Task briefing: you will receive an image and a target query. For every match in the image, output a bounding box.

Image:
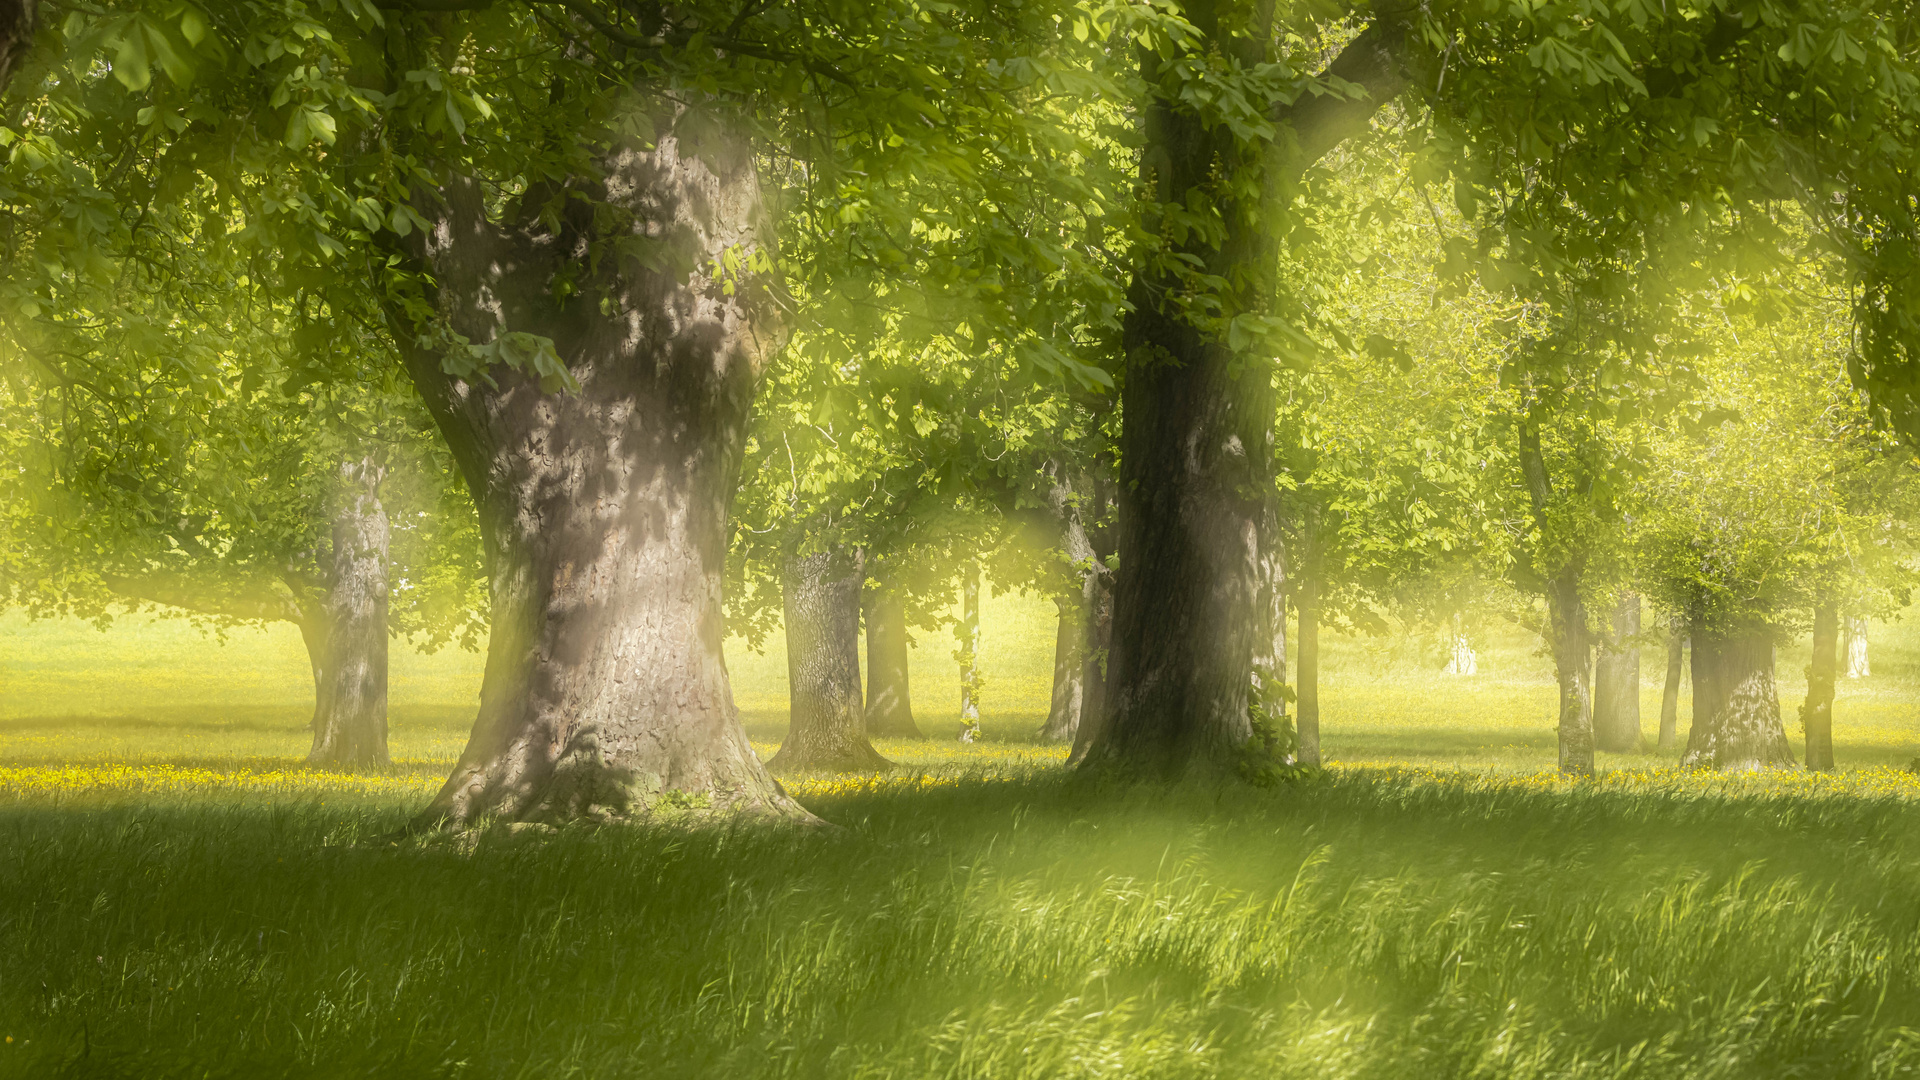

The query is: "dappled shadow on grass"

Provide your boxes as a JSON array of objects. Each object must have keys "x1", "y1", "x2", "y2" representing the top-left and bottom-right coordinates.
[{"x1": 9, "y1": 766, "x2": 1920, "y2": 1077}]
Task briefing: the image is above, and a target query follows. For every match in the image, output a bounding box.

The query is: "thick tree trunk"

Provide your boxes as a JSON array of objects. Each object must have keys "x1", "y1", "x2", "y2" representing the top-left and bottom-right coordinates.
[
  {"x1": 1084, "y1": 12, "x2": 1405, "y2": 776},
  {"x1": 306, "y1": 457, "x2": 391, "y2": 768},
  {"x1": 1802, "y1": 602, "x2": 1838, "y2": 771},
  {"x1": 394, "y1": 119, "x2": 801, "y2": 824},
  {"x1": 1845, "y1": 616, "x2": 1870, "y2": 677},
  {"x1": 1683, "y1": 625, "x2": 1795, "y2": 771},
  {"x1": 1592, "y1": 593, "x2": 1642, "y2": 753},
  {"x1": 862, "y1": 588, "x2": 920, "y2": 738},
  {"x1": 956, "y1": 564, "x2": 983, "y2": 743},
  {"x1": 1042, "y1": 596, "x2": 1085, "y2": 743},
  {"x1": 0, "y1": 0, "x2": 34, "y2": 94},
  {"x1": 771, "y1": 546, "x2": 887, "y2": 772},
  {"x1": 1296, "y1": 575, "x2": 1321, "y2": 767},
  {"x1": 1659, "y1": 619, "x2": 1685, "y2": 751}
]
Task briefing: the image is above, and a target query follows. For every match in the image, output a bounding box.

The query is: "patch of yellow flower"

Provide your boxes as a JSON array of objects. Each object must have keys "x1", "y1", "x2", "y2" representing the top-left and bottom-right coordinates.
[
  {"x1": 0, "y1": 761, "x2": 446, "y2": 801},
  {"x1": 1329, "y1": 760, "x2": 1920, "y2": 800}
]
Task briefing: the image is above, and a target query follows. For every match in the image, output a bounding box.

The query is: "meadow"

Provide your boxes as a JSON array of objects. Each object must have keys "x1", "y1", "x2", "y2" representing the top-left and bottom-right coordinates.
[{"x1": 5, "y1": 597, "x2": 1920, "y2": 1077}]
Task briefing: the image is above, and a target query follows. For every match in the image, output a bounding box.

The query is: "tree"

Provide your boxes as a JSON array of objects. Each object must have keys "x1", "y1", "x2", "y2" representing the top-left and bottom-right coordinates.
[
  {"x1": 1087, "y1": 7, "x2": 1409, "y2": 775},
  {"x1": 1591, "y1": 594, "x2": 1642, "y2": 753}
]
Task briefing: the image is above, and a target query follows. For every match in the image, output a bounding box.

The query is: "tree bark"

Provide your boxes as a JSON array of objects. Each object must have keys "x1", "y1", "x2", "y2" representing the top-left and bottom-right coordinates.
[
  {"x1": 1295, "y1": 570, "x2": 1321, "y2": 767},
  {"x1": 393, "y1": 118, "x2": 802, "y2": 824},
  {"x1": 1518, "y1": 419, "x2": 1594, "y2": 776},
  {"x1": 956, "y1": 563, "x2": 983, "y2": 743},
  {"x1": 1592, "y1": 592, "x2": 1642, "y2": 753},
  {"x1": 1845, "y1": 616, "x2": 1870, "y2": 678},
  {"x1": 0, "y1": 0, "x2": 34, "y2": 94},
  {"x1": 1802, "y1": 601, "x2": 1838, "y2": 771},
  {"x1": 1042, "y1": 596, "x2": 1086, "y2": 743},
  {"x1": 1088, "y1": 13, "x2": 1404, "y2": 776},
  {"x1": 305, "y1": 456, "x2": 391, "y2": 768},
  {"x1": 1067, "y1": 556, "x2": 1116, "y2": 766},
  {"x1": 1250, "y1": 494, "x2": 1288, "y2": 703},
  {"x1": 1683, "y1": 624, "x2": 1796, "y2": 770},
  {"x1": 862, "y1": 587, "x2": 921, "y2": 738},
  {"x1": 1659, "y1": 617, "x2": 1685, "y2": 751},
  {"x1": 771, "y1": 545, "x2": 887, "y2": 772},
  {"x1": 1039, "y1": 459, "x2": 1104, "y2": 744}
]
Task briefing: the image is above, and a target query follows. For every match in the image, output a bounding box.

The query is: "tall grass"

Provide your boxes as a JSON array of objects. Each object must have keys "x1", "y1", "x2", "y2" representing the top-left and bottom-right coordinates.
[
  {"x1": 7, "y1": 604, "x2": 1920, "y2": 1076},
  {"x1": 7, "y1": 768, "x2": 1920, "y2": 1078}
]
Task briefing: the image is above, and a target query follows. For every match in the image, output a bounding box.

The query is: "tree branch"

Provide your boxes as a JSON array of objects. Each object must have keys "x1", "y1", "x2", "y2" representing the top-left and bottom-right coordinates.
[
  {"x1": 1274, "y1": 18, "x2": 1410, "y2": 182},
  {"x1": 104, "y1": 572, "x2": 311, "y2": 626}
]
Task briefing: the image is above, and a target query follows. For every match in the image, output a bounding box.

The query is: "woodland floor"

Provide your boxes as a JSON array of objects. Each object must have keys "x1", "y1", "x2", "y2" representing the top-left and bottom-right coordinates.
[{"x1": 5, "y1": 599, "x2": 1920, "y2": 1077}]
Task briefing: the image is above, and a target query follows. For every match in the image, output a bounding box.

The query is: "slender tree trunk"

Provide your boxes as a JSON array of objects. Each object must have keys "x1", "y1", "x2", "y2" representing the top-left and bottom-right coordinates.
[
  {"x1": 306, "y1": 457, "x2": 391, "y2": 768},
  {"x1": 1592, "y1": 592, "x2": 1642, "y2": 753},
  {"x1": 1250, "y1": 495, "x2": 1288, "y2": 703},
  {"x1": 1296, "y1": 572, "x2": 1321, "y2": 767},
  {"x1": 393, "y1": 118, "x2": 802, "y2": 824},
  {"x1": 1683, "y1": 623, "x2": 1795, "y2": 770},
  {"x1": 1845, "y1": 616, "x2": 1870, "y2": 678},
  {"x1": 1039, "y1": 459, "x2": 1102, "y2": 743},
  {"x1": 1659, "y1": 617, "x2": 1685, "y2": 751},
  {"x1": 863, "y1": 587, "x2": 921, "y2": 738},
  {"x1": 1068, "y1": 557, "x2": 1116, "y2": 766},
  {"x1": 0, "y1": 0, "x2": 35, "y2": 94},
  {"x1": 1085, "y1": 12, "x2": 1405, "y2": 776},
  {"x1": 1042, "y1": 596, "x2": 1086, "y2": 743},
  {"x1": 956, "y1": 564, "x2": 983, "y2": 743},
  {"x1": 1802, "y1": 602, "x2": 1838, "y2": 771},
  {"x1": 1518, "y1": 419, "x2": 1594, "y2": 776},
  {"x1": 1443, "y1": 613, "x2": 1477, "y2": 676},
  {"x1": 771, "y1": 546, "x2": 887, "y2": 772}
]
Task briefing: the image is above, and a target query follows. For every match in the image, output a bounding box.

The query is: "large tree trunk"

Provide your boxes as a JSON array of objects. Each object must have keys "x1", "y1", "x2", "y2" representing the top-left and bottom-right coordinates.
[
  {"x1": 1083, "y1": 13, "x2": 1405, "y2": 776},
  {"x1": 1518, "y1": 420, "x2": 1594, "y2": 776},
  {"x1": 1659, "y1": 618, "x2": 1685, "y2": 751},
  {"x1": 956, "y1": 564, "x2": 983, "y2": 743},
  {"x1": 1683, "y1": 624, "x2": 1795, "y2": 771},
  {"x1": 862, "y1": 587, "x2": 920, "y2": 738},
  {"x1": 771, "y1": 546, "x2": 888, "y2": 772},
  {"x1": 1802, "y1": 601, "x2": 1838, "y2": 772},
  {"x1": 1042, "y1": 596, "x2": 1085, "y2": 743},
  {"x1": 1591, "y1": 593, "x2": 1641, "y2": 753},
  {"x1": 0, "y1": 0, "x2": 34, "y2": 94},
  {"x1": 305, "y1": 457, "x2": 391, "y2": 768},
  {"x1": 1845, "y1": 616, "x2": 1870, "y2": 677},
  {"x1": 393, "y1": 118, "x2": 802, "y2": 824}
]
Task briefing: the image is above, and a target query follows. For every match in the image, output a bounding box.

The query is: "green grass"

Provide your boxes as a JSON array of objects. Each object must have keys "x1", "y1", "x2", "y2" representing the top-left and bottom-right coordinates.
[{"x1": 7, "y1": 600, "x2": 1920, "y2": 1077}]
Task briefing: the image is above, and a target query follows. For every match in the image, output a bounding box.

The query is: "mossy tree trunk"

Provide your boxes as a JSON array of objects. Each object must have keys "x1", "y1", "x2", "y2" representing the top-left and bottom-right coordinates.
[
  {"x1": 1802, "y1": 601, "x2": 1838, "y2": 771},
  {"x1": 772, "y1": 545, "x2": 889, "y2": 772}
]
